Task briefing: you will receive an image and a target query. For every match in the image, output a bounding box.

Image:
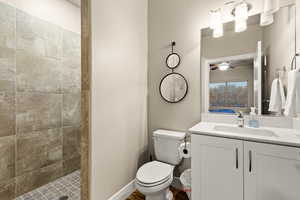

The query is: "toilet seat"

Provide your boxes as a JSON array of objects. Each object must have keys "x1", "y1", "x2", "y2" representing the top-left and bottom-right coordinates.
[{"x1": 136, "y1": 161, "x2": 174, "y2": 187}]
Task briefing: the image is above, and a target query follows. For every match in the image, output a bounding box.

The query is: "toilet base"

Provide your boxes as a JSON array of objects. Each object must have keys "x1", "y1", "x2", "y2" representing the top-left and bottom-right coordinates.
[{"x1": 145, "y1": 188, "x2": 173, "y2": 200}]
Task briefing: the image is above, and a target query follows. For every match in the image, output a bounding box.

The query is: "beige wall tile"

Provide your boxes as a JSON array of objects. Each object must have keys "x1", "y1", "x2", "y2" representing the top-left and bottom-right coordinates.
[
  {"x1": 63, "y1": 126, "x2": 81, "y2": 160},
  {"x1": 16, "y1": 51, "x2": 62, "y2": 93},
  {"x1": 0, "y1": 2, "x2": 16, "y2": 49},
  {"x1": 61, "y1": 30, "x2": 81, "y2": 93},
  {"x1": 16, "y1": 10, "x2": 62, "y2": 59},
  {"x1": 62, "y1": 58, "x2": 81, "y2": 93},
  {"x1": 62, "y1": 30, "x2": 81, "y2": 59},
  {"x1": 0, "y1": 92, "x2": 15, "y2": 137},
  {"x1": 0, "y1": 136, "x2": 15, "y2": 182},
  {"x1": 16, "y1": 129, "x2": 63, "y2": 175},
  {"x1": 16, "y1": 92, "x2": 62, "y2": 133},
  {"x1": 0, "y1": 2, "x2": 82, "y2": 196},
  {"x1": 16, "y1": 162, "x2": 63, "y2": 196},
  {"x1": 0, "y1": 48, "x2": 16, "y2": 92},
  {"x1": 0, "y1": 2, "x2": 16, "y2": 93},
  {"x1": 63, "y1": 156, "x2": 80, "y2": 175},
  {"x1": 0, "y1": 179, "x2": 15, "y2": 200},
  {"x1": 63, "y1": 93, "x2": 81, "y2": 126}
]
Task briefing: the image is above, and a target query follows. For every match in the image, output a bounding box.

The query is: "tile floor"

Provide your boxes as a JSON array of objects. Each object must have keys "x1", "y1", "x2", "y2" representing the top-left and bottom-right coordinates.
[{"x1": 15, "y1": 170, "x2": 80, "y2": 200}]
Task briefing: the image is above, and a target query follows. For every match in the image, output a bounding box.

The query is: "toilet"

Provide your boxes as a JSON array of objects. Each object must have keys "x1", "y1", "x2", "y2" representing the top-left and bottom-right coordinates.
[{"x1": 135, "y1": 129, "x2": 186, "y2": 200}]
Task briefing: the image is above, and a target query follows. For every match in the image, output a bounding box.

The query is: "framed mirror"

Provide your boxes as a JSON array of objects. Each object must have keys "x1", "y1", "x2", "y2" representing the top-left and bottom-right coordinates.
[
  {"x1": 201, "y1": 4, "x2": 296, "y2": 115},
  {"x1": 166, "y1": 53, "x2": 181, "y2": 69},
  {"x1": 160, "y1": 73, "x2": 188, "y2": 103}
]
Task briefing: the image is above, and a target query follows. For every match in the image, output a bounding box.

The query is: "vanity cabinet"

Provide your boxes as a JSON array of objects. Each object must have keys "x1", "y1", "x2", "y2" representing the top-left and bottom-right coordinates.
[
  {"x1": 244, "y1": 142, "x2": 300, "y2": 200},
  {"x1": 191, "y1": 135, "x2": 244, "y2": 200},
  {"x1": 192, "y1": 135, "x2": 300, "y2": 200}
]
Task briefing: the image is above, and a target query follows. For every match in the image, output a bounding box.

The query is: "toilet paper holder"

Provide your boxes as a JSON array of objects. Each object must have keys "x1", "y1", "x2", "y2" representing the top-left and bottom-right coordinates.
[{"x1": 183, "y1": 135, "x2": 191, "y2": 155}]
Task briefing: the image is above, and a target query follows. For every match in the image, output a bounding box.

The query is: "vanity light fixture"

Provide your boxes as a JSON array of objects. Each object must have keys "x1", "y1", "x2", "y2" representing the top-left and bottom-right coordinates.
[
  {"x1": 235, "y1": 18, "x2": 247, "y2": 32},
  {"x1": 210, "y1": 9, "x2": 224, "y2": 38},
  {"x1": 213, "y1": 24, "x2": 224, "y2": 38},
  {"x1": 209, "y1": 1, "x2": 252, "y2": 38},
  {"x1": 232, "y1": 1, "x2": 252, "y2": 33}
]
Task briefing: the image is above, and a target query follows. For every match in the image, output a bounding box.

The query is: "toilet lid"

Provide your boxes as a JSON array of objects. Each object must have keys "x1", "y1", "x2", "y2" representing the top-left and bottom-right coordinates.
[{"x1": 136, "y1": 161, "x2": 173, "y2": 185}]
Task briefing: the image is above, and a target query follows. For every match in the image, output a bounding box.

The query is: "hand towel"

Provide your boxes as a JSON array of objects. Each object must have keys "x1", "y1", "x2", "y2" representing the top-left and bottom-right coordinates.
[
  {"x1": 260, "y1": 12, "x2": 274, "y2": 26},
  {"x1": 260, "y1": 0, "x2": 279, "y2": 26},
  {"x1": 269, "y1": 78, "x2": 286, "y2": 113},
  {"x1": 284, "y1": 70, "x2": 300, "y2": 117}
]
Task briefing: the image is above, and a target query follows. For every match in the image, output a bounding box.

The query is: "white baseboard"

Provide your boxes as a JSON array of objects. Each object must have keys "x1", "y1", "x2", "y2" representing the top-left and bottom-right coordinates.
[{"x1": 108, "y1": 180, "x2": 136, "y2": 200}]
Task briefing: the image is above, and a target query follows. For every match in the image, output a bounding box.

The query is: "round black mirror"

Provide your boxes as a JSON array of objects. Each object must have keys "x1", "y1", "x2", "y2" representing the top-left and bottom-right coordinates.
[
  {"x1": 166, "y1": 53, "x2": 181, "y2": 69},
  {"x1": 159, "y1": 73, "x2": 188, "y2": 103}
]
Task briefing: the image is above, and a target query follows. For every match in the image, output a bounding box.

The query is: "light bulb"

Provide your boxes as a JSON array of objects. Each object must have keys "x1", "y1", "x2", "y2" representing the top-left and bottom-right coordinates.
[
  {"x1": 235, "y1": 2, "x2": 248, "y2": 20},
  {"x1": 210, "y1": 9, "x2": 223, "y2": 38},
  {"x1": 218, "y1": 62, "x2": 230, "y2": 71},
  {"x1": 210, "y1": 9, "x2": 222, "y2": 30},
  {"x1": 234, "y1": 1, "x2": 248, "y2": 33},
  {"x1": 213, "y1": 24, "x2": 223, "y2": 38},
  {"x1": 235, "y1": 19, "x2": 247, "y2": 32}
]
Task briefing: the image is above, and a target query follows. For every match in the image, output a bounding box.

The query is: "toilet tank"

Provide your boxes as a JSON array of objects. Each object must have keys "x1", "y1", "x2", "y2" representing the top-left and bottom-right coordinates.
[{"x1": 153, "y1": 129, "x2": 186, "y2": 165}]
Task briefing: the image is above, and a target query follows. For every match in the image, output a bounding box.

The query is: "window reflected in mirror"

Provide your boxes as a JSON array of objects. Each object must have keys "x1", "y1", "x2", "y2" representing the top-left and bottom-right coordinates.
[{"x1": 209, "y1": 60, "x2": 254, "y2": 114}]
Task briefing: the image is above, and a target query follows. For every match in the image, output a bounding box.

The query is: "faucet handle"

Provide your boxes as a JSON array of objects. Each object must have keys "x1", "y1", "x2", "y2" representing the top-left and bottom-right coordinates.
[{"x1": 237, "y1": 111, "x2": 244, "y2": 118}]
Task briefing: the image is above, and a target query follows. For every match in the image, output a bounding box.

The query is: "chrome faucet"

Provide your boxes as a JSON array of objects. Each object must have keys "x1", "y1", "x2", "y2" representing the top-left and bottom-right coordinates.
[{"x1": 237, "y1": 111, "x2": 245, "y2": 128}]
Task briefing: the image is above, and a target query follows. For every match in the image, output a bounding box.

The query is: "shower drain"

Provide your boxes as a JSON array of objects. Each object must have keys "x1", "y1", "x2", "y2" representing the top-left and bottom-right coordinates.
[{"x1": 58, "y1": 196, "x2": 69, "y2": 200}]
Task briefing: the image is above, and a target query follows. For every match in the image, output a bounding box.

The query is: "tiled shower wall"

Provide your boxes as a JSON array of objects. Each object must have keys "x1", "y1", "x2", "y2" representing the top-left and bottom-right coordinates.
[{"x1": 0, "y1": 2, "x2": 81, "y2": 199}]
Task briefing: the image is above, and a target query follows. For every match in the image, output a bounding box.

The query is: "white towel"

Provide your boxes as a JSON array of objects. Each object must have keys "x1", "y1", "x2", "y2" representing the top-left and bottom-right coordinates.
[
  {"x1": 260, "y1": 12, "x2": 274, "y2": 26},
  {"x1": 284, "y1": 70, "x2": 300, "y2": 117},
  {"x1": 263, "y1": 0, "x2": 279, "y2": 15},
  {"x1": 260, "y1": 0, "x2": 279, "y2": 26},
  {"x1": 269, "y1": 79, "x2": 286, "y2": 113}
]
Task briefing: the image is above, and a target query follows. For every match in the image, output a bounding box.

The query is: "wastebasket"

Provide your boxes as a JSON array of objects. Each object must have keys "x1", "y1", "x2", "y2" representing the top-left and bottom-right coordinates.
[{"x1": 180, "y1": 168, "x2": 191, "y2": 199}]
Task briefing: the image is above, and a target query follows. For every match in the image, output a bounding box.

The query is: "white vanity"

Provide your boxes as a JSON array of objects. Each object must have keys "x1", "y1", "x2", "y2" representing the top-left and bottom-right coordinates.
[
  {"x1": 190, "y1": 122, "x2": 300, "y2": 200},
  {"x1": 191, "y1": 0, "x2": 300, "y2": 199}
]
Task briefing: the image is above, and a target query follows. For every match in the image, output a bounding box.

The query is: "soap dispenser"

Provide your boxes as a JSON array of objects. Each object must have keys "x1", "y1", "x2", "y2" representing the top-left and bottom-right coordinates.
[{"x1": 248, "y1": 107, "x2": 259, "y2": 128}]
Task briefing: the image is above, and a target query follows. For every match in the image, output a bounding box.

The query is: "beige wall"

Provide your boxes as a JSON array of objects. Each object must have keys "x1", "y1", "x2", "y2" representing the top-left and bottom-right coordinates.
[
  {"x1": 148, "y1": 0, "x2": 265, "y2": 173},
  {"x1": 90, "y1": 0, "x2": 148, "y2": 199},
  {"x1": 148, "y1": 0, "x2": 295, "y2": 134},
  {"x1": 0, "y1": 0, "x2": 81, "y2": 33},
  {"x1": 202, "y1": 24, "x2": 263, "y2": 59}
]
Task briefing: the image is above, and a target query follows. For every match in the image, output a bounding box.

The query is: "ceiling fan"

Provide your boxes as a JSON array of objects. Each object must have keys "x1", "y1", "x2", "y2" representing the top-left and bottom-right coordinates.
[{"x1": 210, "y1": 62, "x2": 234, "y2": 71}]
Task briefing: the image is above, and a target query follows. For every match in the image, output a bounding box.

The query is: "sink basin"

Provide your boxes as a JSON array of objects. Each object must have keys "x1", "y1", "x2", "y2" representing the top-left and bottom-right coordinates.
[{"x1": 214, "y1": 125, "x2": 278, "y2": 137}]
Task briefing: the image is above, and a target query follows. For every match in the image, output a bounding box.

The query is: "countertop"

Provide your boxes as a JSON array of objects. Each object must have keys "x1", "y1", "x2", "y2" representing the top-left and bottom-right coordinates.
[{"x1": 189, "y1": 122, "x2": 300, "y2": 147}]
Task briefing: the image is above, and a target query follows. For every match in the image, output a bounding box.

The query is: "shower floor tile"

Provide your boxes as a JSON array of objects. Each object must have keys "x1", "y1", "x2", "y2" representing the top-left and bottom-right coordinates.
[{"x1": 15, "y1": 170, "x2": 81, "y2": 200}]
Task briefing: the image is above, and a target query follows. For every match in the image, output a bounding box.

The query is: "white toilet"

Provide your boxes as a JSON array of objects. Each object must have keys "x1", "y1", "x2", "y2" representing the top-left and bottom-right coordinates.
[{"x1": 135, "y1": 129, "x2": 186, "y2": 200}]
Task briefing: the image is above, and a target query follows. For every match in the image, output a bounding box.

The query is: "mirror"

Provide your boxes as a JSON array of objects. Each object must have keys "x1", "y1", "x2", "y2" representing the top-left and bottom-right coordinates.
[
  {"x1": 166, "y1": 53, "x2": 181, "y2": 69},
  {"x1": 201, "y1": 4, "x2": 296, "y2": 115},
  {"x1": 209, "y1": 59, "x2": 255, "y2": 114},
  {"x1": 160, "y1": 73, "x2": 188, "y2": 103}
]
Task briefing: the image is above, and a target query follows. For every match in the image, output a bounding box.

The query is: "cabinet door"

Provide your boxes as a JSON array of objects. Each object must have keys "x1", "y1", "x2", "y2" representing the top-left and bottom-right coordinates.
[
  {"x1": 192, "y1": 135, "x2": 244, "y2": 200},
  {"x1": 244, "y1": 142, "x2": 300, "y2": 200}
]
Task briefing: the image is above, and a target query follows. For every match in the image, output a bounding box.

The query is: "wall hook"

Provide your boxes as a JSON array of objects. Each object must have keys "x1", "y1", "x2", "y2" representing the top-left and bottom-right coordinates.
[{"x1": 171, "y1": 41, "x2": 176, "y2": 53}]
